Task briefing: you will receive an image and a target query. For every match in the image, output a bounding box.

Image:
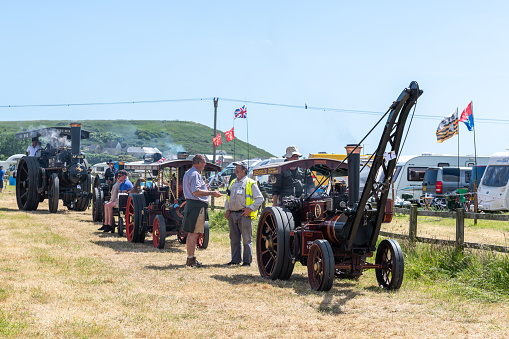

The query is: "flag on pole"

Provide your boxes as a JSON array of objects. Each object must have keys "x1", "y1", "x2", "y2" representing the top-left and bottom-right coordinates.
[
  {"x1": 234, "y1": 105, "x2": 247, "y2": 119},
  {"x1": 436, "y1": 109, "x2": 458, "y2": 143},
  {"x1": 225, "y1": 127, "x2": 235, "y2": 142},
  {"x1": 212, "y1": 133, "x2": 222, "y2": 147},
  {"x1": 459, "y1": 101, "x2": 474, "y2": 131}
]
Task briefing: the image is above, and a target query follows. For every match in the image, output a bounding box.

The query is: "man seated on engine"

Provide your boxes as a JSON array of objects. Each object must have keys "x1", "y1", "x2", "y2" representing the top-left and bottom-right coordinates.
[
  {"x1": 26, "y1": 137, "x2": 42, "y2": 156},
  {"x1": 272, "y1": 145, "x2": 306, "y2": 206},
  {"x1": 99, "y1": 175, "x2": 121, "y2": 232},
  {"x1": 100, "y1": 170, "x2": 134, "y2": 232}
]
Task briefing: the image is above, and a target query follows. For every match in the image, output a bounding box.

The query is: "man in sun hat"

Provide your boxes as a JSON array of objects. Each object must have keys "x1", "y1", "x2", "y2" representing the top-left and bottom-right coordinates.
[
  {"x1": 272, "y1": 145, "x2": 306, "y2": 206},
  {"x1": 224, "y1": 160, "x2": 264, "y2": 266},
  {"x1": 104, "y1": 159, "x2": 118, "y2": 185}
]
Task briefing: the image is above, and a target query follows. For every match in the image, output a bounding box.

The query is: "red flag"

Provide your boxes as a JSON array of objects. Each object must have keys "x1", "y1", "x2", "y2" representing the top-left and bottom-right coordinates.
[
  {"x1": 212, "y1": 133, "x2": 222, "y2": 147},
  {"x1": 225, "y1": 127, "x2": 235, "y2": 142}
]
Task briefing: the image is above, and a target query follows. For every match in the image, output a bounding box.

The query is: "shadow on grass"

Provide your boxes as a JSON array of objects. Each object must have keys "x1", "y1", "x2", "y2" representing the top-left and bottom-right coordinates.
[
  {"x1": 0, "y1": 207, "x2": 19, "y2": 212},
  {"x1": 210, "y1": 272, "x2": 361, "y2": 312},
  {"x1": 92, "y1": 237, "x2": 185, "y2": 254}
]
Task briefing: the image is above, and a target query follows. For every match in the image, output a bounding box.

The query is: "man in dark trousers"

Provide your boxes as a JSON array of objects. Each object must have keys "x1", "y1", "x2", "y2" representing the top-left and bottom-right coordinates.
[
  {"x1": 182, "y1": 154, "x2": 221, "y2": 267},
  {"x1": 104, "y1": 160, "x2": 118, "y2": 185},
  {"x1": 224, "y1": 160, "x2": 264, "y2": 266}
]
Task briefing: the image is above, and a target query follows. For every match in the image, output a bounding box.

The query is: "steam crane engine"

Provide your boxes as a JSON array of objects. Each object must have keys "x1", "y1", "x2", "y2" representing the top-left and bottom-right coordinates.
[
  {"x1": 16, "y1": 123, "x2": 92, "y2": 213},
  {"x1": 254, "y1": 81, "x2": 423, "y2": 291}
]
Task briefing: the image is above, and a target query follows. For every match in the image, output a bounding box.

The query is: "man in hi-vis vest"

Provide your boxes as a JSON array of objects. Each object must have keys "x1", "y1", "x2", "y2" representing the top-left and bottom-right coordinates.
[{"x1": 224, "y1": 160, "x2": 264, "y2": 266}]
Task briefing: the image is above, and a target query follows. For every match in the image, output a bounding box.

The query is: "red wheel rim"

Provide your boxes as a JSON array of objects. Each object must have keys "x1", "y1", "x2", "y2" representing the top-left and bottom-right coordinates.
[
  {"x1": 125, "y1": 196, "x2": 135, "y2": 241},
  {"x1": 197, "y1": 233, "x2": 203, "y2": 248},
  {"x1": 153, "y1": 218, "x2": 160, "y2": 248}
]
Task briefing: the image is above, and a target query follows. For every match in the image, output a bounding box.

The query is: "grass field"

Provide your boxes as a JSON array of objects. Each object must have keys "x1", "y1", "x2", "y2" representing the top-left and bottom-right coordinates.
[{"x1": 1, "y1": 185, "x2": 509, "y2": 338}]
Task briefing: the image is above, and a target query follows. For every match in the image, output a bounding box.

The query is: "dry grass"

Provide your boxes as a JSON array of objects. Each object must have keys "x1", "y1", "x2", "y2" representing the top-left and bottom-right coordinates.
[{"x1": 1, "y1": 185, "x2": 509, "y2": 338}]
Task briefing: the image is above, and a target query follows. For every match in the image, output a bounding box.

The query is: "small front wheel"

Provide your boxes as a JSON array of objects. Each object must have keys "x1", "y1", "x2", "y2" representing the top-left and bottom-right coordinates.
[{"x1": 375, "y1": 239, "x2": 404, "y2": 290}]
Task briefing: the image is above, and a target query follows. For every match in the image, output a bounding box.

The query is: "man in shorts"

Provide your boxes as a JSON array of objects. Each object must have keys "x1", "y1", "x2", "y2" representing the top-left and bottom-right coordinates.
[{"x1": 182, "y1": 154, "x2": 222, "y2": 267}]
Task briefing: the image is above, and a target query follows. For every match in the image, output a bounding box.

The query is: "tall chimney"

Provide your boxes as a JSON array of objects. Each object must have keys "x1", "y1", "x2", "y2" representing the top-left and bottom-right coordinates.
[
  {"x1": 70, "y1": 123, "x2": 82, "y2": 155},
  {"x1": 345, "y1": 144, "x2": 362, "y2": 204}
]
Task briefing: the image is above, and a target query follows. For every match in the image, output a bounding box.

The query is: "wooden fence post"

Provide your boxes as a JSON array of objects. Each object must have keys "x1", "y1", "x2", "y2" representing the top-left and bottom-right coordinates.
[
  {"x1": 409, "y1": 205, "x2": 417, "y2": 241},
  {"x1": 456, "y1": 208, "x2": 464, "y2": 248}
]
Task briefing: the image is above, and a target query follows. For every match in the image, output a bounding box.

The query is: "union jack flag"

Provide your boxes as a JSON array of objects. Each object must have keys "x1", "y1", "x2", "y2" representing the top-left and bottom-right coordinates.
[
  {"x1": 158, "y1": 157, "x2": 166, "y2": 163},
  {"x1": 234, "y1": 105, "x2": 247, "y2": 119}
]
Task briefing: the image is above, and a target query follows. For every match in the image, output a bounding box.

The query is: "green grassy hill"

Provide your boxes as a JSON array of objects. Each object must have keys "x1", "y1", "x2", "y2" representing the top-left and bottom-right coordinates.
[{"x1": 0, "y1": 120, "x2": 273, "y2": 161}]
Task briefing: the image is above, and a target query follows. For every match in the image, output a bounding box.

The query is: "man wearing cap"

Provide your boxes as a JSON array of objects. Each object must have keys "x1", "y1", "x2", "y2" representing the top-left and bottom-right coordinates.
[
  {"x1": 26, "y1": 137, "x2": 42, "y2": 156},
  {"x1": 224, "y1": 160, "x2": 264, "y2": 266},
  {"x1": 104, "y1": 160, "x2": 118, "y2": 185},
  {"x1": 272, "y1": 145, "x2": 306, "y2": 205},
  {"x1": 182, "y1": 154, "x2": 222, "y2": 268}
]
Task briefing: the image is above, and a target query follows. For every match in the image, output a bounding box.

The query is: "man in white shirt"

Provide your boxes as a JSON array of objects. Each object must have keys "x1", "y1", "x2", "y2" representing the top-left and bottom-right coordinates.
[{"x1": 26, "y1": 137, "x2": 42, "y2": 156}]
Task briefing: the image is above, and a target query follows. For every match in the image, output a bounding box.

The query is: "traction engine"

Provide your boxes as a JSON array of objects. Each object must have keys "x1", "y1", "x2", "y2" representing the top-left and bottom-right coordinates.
[
  {"x1": 15, "y1": 123, "x2": 92, "y2": 213},
  {"x1": 254, "y1": 81, "x2": 423, "y2": 291}
]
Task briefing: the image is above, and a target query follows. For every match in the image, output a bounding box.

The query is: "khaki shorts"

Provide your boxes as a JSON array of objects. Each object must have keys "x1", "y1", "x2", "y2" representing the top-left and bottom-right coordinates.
[{"x1": 194, "y1": 208, "x2": 205, "y2": 233}]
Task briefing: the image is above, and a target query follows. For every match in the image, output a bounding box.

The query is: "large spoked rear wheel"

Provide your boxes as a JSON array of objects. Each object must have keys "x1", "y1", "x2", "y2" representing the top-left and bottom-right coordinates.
[
  {"x1": 75, "y1": 174, "x2": 92, "y2": 212},
  {"x1": 153, "y1": 215, "x2": 166, "y2": 249},
  {"x1": 48, "y1": 173, "x2": 59, "y2": 213},
  {"x1": 16, "y1": 157, "x2": 41, "y2": 211},
  {"x1": 197, "y1": 221, "x2": 209, "y2": 249},
  {"x1": 125, "y1": 194, "x2": 146, "y2": 243},
  {"x1": 256, "y1": 207, "x2": 295, "y2": 280},
  {"x1": 307, "y1": 239, "x2": 335, "y2": 291},
  {"x1": 375, "y1": 239, "x2": 404, "y2": 290}
]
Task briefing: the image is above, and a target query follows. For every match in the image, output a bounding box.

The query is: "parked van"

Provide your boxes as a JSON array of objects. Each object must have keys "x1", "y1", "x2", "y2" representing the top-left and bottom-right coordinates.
[
  {"x1": 381, "y1": 154, "x2": 489, "y2": 201},
  {"x1": 422, "y1": 167, "x2": 472, "y2": 197},
  {"x1": 478, "y1": 152, "x2": 509, "y2": 211}
]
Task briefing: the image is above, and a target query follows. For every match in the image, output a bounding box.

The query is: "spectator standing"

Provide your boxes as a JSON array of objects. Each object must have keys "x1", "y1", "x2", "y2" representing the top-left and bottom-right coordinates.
[
  {"x1": 0, "y1": 166, "x2": 4, "y2": 193},
  {"x1": 224, "y1": 160, "x2": 264, "y2": 266},
  {"x1": 182, "y1": 154, "x2": 221, "y2": 267},
  {"x1": 104, "y1": 160, "x2": 118, "y2": 185}
]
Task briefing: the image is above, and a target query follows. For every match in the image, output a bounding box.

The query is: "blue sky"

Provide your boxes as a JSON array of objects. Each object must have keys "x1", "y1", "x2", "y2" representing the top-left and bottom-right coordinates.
[{"x1": 1, "y1": 1, "x2": 508, "y2": 158}]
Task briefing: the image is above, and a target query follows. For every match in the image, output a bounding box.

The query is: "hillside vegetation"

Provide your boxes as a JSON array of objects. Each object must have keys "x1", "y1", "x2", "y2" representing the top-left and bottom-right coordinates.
[{"x1": 0, "y1": 120, "x2": 273, "y2": 160}]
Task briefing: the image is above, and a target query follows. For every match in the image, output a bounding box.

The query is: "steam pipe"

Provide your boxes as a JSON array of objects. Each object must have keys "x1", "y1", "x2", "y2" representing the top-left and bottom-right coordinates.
[
  {"x1": 70, "y1": 123, "x2": 82, "y2": 155},
  {"x1": 345, "y1": 144, "x2": 362, "y2": 204}
]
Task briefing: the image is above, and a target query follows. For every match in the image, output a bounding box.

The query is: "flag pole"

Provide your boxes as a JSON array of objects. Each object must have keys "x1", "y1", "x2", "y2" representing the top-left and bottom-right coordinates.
[
  {"x1": 472, "y1": 101, "x2": 479, "y2": 220},
  {"x1": 246, "y1": 109, "x2": 249, "y2": 167},
  {"x1": 457, "y1": 108, "x2": 460, "y2": 191},
  {"x1": 233, "y1": 113, "x2": 236, "y2": 162}
]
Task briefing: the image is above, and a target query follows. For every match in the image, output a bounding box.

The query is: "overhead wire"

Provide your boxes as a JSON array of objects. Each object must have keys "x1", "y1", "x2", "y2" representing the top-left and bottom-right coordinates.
[{"x1": 1, "y1": 96, "x2": 508, "y2": 124}]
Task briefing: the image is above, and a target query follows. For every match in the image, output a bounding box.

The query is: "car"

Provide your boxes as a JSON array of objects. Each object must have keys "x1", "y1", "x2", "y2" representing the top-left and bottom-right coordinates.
[{"x1": 421, "y1": 167, "x2": 472, "y2": 198}]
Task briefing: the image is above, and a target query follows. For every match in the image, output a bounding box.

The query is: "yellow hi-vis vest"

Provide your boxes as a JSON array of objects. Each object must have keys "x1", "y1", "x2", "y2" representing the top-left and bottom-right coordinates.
[{"x1": 227, "y1": 177, "x2": 259, "y2": 220}]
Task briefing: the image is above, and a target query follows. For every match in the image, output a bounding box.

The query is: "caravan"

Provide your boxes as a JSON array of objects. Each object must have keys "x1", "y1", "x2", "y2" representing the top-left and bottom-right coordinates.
[
  {"x1": 478, "y1": 152, "x2": 509, "y2": 211},
  {"x1": 383, "y1": 154, "x2": 489, "y2": 201}
]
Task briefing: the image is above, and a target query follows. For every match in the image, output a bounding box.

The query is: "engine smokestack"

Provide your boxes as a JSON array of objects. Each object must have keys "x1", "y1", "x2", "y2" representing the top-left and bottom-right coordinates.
[
  {"x1": 345, "y1": 144, "x2": 362, "y2": 204},
  {"x1": 70, "y1": 123, "x2": 82, "y2": 155}
]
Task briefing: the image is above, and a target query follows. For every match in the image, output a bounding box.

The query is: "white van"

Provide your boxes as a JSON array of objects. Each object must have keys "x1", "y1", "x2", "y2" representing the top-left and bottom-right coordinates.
[
  {"x1": 478, "y1": 152, "x2": 509, "y2": 211},
  {"x1": 383, "y1": 154, "x2": 489, "y2": 201}
]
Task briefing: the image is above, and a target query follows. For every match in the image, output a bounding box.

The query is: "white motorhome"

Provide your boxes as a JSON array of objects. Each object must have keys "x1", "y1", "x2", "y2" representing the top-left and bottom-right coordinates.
[
  {"x1": 0, "y1": 154, "x2": 25, "y2": 179},
  {"x1": 382, "y1": 154, "x2": 489, "y2": 201},
  {"x1": 477, "y1": 152, "x2": 509, "y2": 211}
]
